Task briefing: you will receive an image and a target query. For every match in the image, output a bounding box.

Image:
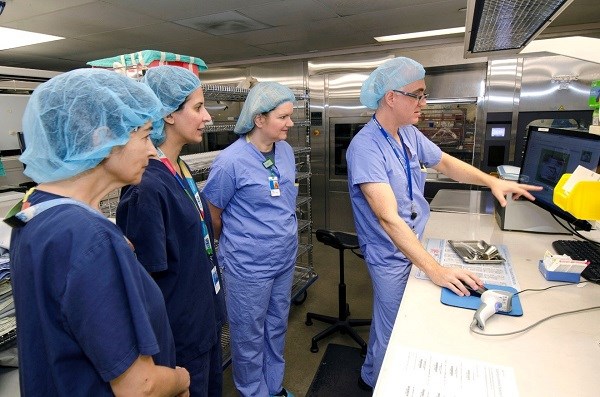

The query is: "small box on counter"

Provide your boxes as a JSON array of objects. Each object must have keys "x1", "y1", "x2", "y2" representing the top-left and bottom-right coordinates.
[{"x1": 538, "y1": 260, "x2": 581, "y2": 283}]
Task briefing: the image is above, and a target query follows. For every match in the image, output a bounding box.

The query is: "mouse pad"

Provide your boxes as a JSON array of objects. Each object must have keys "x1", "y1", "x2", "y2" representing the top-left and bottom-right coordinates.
[{"x1": 441, "y1": 284, "x2": 523, "y2": 316}]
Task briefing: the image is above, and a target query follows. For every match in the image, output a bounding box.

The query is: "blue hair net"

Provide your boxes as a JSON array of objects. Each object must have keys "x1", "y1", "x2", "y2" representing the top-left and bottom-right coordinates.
[
  {"x1": 20, "y1": 68, "x2": 164, "y2": 183},
  {"x1": 360, "y1": 57, "x2": 426, "y2": 109},
  {"x1": 234, "y1": 82, "x2": 296, "y2": 135},
  {"x1": 140, "y1": 65, "x2": 202, "y2": 145}
]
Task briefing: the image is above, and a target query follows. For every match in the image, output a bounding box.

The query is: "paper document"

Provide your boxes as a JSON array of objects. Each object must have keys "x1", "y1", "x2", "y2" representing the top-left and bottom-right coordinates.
[
  {"x1": 374, "y1": 346, "x2": 519, "y2": 397},
  {"x1": 415, "y1": 239, "x2": 519, "y2": 289},
  {"x1": 561, "y1": 165, "x2": 600, "y2": 193}
]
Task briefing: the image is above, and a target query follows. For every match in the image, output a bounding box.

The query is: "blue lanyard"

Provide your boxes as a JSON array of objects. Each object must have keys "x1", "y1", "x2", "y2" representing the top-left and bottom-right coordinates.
[
  {"x1": 156, "y1": 148, "x2": 214, "y2": 257},
  {"x1": 262, "y1": 157, "x2": 280, "y2": 178},
  {"x1": 372, "y1": 115, "x2": 417, "y2": 220}
]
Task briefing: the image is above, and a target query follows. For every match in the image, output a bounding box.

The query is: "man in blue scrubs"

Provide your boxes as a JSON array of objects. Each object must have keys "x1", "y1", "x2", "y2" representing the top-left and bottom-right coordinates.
[{"x1": 346, "y1": 57, "x2": 542, "y2": 391}]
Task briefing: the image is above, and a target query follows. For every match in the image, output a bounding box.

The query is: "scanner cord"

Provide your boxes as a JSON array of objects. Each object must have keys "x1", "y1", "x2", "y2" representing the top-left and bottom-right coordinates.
[
  {"x1": 469, "y1": 306, "x2": 600, "y2": 336},
  {"x1": 513, "y1": 281, "x2": 592, "y2": 297}
]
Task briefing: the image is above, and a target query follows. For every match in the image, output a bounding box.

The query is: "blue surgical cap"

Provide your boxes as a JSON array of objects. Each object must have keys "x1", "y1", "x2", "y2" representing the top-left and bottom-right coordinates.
[
  {"x1": 20, "y1": 68, "x2": 163, "y2": 183},
  {"x1": 234, "y1": 82, "x2": 296, "y2": 135},
  {"x1": 141, "y1": 65, "x2": 202, "y2": 145},
  {"x1": 360, "y1": 57, "x2": 426, "y2": 109}
]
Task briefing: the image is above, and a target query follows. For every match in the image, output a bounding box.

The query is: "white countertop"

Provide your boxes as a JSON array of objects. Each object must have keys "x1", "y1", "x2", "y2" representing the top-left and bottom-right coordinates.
[{"x1": 374, "y1": 211, "x2": 600, "y2": 396}]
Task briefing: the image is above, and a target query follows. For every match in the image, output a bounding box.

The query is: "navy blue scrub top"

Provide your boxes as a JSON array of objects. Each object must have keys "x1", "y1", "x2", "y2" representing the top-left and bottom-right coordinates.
[
  {"x1": 10, "y1": 190, "x2": 175, "y2": 396},
  {"x1": 118, "y1": 159, "x2": 226, "y2": 365}
]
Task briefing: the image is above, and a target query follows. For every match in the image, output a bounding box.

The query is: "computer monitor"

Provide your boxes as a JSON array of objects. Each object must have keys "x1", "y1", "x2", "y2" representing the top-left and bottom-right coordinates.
[{"x1": 518, "y1": 126, "x2": 600, "y2": 231}]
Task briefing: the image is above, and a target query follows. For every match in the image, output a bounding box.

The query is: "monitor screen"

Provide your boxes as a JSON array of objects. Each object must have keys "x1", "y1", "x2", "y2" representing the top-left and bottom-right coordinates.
[
  {"x1": 491, "y1": 127, "x2": 506, "y2": 137},
  {"x1": 518, "y1": 126, "x2": 600, "y2": 231}
]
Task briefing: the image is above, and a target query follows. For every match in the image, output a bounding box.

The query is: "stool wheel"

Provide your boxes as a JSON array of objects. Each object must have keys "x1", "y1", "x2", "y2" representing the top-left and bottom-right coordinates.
[
  {"x1": 293, "y1": 290, "x2": 307, "y2": 306},
  {"x1": 305, "y1": 317, "x2": 313, "y2": 326},
  {"x1": 310, "y1": 343, "x2": 319, "y2": 353}
]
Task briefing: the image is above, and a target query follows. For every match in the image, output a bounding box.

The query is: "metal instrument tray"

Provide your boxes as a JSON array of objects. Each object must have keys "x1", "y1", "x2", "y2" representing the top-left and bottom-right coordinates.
[{"x1": 448, "y1": 240, "x2": 505, "y2": 264}]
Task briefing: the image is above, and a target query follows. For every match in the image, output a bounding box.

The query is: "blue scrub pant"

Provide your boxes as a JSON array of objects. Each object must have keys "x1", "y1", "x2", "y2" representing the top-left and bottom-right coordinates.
[
  {"x1": 185, "y1": 329, "x2": 223, "y2": 397},
  {"x1": 361, "y1": 261, "x2": 411, "y2": 388},
  {"x1": 224, "y1": 266, "x2": 294, "y2": 397}
]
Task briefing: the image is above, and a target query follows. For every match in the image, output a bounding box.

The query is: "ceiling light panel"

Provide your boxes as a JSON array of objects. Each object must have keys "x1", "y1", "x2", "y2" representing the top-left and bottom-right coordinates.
[
  {"x1": 0, "y1": 27, "x2": 64, "y2": 51},
  {"x1": 464, "y1": 0, "x2": 574, "y2": 57}
]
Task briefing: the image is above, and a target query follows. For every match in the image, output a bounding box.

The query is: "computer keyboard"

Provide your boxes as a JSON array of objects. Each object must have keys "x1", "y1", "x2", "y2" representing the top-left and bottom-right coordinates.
[{"x1": 552, "y1": 240, "x2": 600, "y2": 283}]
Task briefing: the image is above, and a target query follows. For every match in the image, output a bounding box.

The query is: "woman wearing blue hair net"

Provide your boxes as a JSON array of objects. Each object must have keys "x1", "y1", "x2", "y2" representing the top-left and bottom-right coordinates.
[
  {"x1": 203, "y1": 81, "x2": 298, "y2": 397},
  {"x1": 346, "y1": 57, "x2": 542, "y2": 391},
  {"x1": 6, "y1": 68, "x2": 190, "y2": 396},
  {"x1": 116, "y1": 65, "x2": 226, "y2": 397}
]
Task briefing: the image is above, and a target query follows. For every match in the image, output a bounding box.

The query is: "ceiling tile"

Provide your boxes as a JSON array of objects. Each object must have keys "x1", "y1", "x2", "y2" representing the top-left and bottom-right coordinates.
[
  {"x1": 341, "y1": 1, "x2": 467, "y2": 36},
  {"x1": 101, "y1": 0, "x2": 279, "y2": 21},
  {"x1": 0, "y1": 0, "x2": 97, "y2": 23},
  {"x1": 239, "y1": 0, "x2": 339, "y2": 26},
  {"x1": 176, "y1": 11, "x2": 272, "y2": 35},
  {"x1": 2, "y1": 38, "x2": 115, "y2": 58},
  {"x1": 80, "y1": 22, "x2": 215, "y2": 47},
  {"x1": 548, "y1": 0, "x2": 600, "y2": 27},
  {"x1": 316, "y1": 0, "x2": 441, "y2": 16},
  {"x1": 225, "y1": 17, "x2": 356, "y2": 46},
  {"x1": 4, "y1": 2, "x2": 160, "y2": 37},
  {"x1": 0, "y1": 51, "x2": 88, "y2": 72},
  {"x1": 150, "y1": 37, "x2": 276, "y2": 63}
]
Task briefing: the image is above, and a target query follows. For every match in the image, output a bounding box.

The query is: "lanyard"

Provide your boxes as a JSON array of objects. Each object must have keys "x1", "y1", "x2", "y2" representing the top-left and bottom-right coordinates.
[
  {"x1": 246, "y1": 135, "x2": 280, "y2": 178},
  {"x1": 262, "y1": 157, "x2": 279, "y2": 178},
  {"x1": 3, "y1": 188, "x2": 111, "y2": 228},
  {"x1": 372, "y1": 115, "x2": 417, "y2": 220},
  {"x1": 156, "y1": 148, "x2": 214, "y2": 256}
]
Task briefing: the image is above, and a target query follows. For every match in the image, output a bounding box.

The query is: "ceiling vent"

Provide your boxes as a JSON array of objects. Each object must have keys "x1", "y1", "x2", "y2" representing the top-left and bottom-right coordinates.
[
  {"x1": 176, "y1": 11, "x2": 271, "y2": 36},
  {"x1": 464, "y1": 0, "x2": 574, "y2": 58}
]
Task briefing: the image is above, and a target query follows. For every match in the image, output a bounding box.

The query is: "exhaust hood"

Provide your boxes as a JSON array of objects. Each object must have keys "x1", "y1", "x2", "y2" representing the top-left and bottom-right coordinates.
[{"x1": 464, "y1": 0, "x2": 574, "y2": 58}]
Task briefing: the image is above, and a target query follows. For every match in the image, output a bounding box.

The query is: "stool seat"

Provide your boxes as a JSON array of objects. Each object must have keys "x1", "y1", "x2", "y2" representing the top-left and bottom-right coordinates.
[
  {"x1": 316, "y1": 229, "x2": 359, "y2": 250},
  {"x1": 306, "y1": 229, "x2": 371, "y2": 356}
]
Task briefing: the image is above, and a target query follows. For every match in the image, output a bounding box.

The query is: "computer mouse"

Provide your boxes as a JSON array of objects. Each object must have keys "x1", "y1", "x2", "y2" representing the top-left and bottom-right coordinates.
[{"x1": 460, "y1": 281, "x2": 487, "y2": 297}]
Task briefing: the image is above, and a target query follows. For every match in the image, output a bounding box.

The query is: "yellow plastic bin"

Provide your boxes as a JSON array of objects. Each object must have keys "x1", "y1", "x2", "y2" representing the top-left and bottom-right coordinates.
[{"x1": 553, "y1": 173, "x2": 600, "y2": 220}]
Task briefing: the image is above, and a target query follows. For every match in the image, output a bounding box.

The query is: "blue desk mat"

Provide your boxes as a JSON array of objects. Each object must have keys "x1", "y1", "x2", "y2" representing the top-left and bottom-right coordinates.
[{"x1": 441, "y1": 284, "x2": 523, "y2": 316}]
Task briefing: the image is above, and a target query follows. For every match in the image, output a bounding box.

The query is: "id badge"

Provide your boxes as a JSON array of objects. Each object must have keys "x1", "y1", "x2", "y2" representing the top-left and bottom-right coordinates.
[
  {"x1": 269, "y1": 176, "x2": 281, "y2": 197},
  {"x1": 211, "y1": 266, "x2": 221, "y2": 294}
]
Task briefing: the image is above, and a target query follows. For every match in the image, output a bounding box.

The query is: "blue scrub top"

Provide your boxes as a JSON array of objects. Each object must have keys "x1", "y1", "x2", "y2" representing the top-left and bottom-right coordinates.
[
  {"x1": 10, "y1": 190, "x2": 175, "y2": 396},
  {"x1": 203, "y1": 137, "x2": 299, "y2": 279},
  {"x1": 346, "y1": 120, "x2": 442, "y2": 266},
  {"x1": 117, "y1": 159, "x2": 226, "y2": 365}
]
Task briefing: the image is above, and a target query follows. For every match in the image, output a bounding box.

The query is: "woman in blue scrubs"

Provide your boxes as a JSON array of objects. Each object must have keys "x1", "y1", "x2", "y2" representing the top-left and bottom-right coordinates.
[
  {"x1": 117, "y1": 66, "x2": 226, "y2": 397},
  {"x1": 203, "y1": 82, "x2": 298, "y2": 397},
  {"x1": 7, "y1": 69, "x2": 190, "y2": 396},
  {"x1": 346, "y1": 57, "x2": 542, "y2": 391}
]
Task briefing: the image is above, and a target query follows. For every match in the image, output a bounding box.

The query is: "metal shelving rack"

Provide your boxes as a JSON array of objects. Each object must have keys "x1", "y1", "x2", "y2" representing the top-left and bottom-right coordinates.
[{"x1": 181, "y1": 84, "x2": 317, "y2": 368}]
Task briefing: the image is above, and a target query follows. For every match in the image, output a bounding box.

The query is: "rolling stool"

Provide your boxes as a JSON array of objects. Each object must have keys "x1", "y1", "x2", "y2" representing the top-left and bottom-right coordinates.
[{"x1": 305, "y1": 229, "x2": 371, "y2": 356}]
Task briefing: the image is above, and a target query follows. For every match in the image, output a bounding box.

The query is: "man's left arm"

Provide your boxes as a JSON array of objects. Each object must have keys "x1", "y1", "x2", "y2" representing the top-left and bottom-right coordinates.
[{"x1": 432, "y1": 153, "x2": 542, "y2": 207}]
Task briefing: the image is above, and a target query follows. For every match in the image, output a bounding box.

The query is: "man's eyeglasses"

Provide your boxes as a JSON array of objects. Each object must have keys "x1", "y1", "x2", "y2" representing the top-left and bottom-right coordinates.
[{"x1": 392, "y1": 90, "x2": 429, "y2": 103}]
